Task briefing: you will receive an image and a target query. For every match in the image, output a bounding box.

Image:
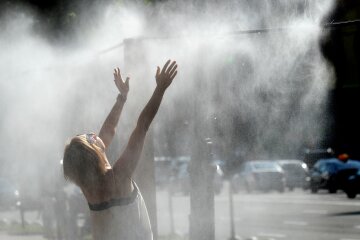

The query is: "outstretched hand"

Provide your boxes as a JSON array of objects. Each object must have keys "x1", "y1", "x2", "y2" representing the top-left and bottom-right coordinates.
[
  {"x1": 114, "y1": 67, "x2": 130, "y2": 98},
  {"x1": 155, "y1": 60, "x2": 178, "y2": 91}
]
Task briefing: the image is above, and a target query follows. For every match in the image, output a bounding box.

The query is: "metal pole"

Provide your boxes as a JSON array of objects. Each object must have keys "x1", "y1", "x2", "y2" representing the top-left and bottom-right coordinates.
[
  {"x1": 228, "y1": 181, "x2": 240, "y2": 240},
  {"x1": 189, "y1": 137, "x2": 215, "y2": 240},
  {"x1": 19, "y1": 205, "x2": 25, "y2": 229},
  {"x1": 97, "y1": 20, "x2": 360, "y2": 56},
  {"x1": 168, "y1": 189, "x2": 175, "y2": 235}
]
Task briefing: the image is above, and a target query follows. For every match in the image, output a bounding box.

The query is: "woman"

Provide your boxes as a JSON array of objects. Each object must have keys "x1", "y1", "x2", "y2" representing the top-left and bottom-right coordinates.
[{"x1": 63, "y1": 60, "x2": 178, "y2": 240}]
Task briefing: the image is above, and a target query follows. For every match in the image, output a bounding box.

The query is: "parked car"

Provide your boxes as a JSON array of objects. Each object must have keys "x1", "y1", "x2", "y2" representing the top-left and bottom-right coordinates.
[
  {"x1": 343, "y1": 175, "x2": 360, "y2": 198},
  {"x1": 309, "y1": 158, "x2": 360, "y2": 193},
  {"x1": 154, "y1": 156, "x2": 176, "y2": 190},
  {"x1": 231, "y1": 160, "x2": 285, "y2": 193},
  {"x1": 277, "y1": 160, "x2": 310, "y2": 191},
  {"x1": 174, "y1": 160, "x2": 191, "y2": 195},
  {"x1": 303, "y1": 148, "x2": 335, "y2": 168},
  {"x1": 338, "y1": 161, "x2": 360, "y2": 198},
  {"x1": 0, "y1": 178, "x2": 19, "y2": 209}
]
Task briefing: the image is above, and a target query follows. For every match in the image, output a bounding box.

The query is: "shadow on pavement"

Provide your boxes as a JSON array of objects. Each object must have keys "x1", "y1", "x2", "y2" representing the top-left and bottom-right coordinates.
[{"x1": 329, "y1": 211, "x2": 360, "y2": 216}]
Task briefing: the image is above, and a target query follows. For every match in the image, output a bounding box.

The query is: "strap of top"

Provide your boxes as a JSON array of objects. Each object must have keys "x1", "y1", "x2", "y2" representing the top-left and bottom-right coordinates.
[{"x1": 88, "y1": 181, "x2": 138, "y2": 211}]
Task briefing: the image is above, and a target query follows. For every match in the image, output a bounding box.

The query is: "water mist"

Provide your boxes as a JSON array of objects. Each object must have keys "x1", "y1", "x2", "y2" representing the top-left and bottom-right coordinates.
[{"x1": 0, "y1": 0, "x2": 335, "y2": 238}]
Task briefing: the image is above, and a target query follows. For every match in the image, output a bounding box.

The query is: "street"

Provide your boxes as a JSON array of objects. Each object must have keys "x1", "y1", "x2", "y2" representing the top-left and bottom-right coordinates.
[
  {"x1": 1, "y1": 182, "x2": 360, "y2": 240},
  {"x1": 156, "y1": 182, "x2": 360, "y2": 240}
]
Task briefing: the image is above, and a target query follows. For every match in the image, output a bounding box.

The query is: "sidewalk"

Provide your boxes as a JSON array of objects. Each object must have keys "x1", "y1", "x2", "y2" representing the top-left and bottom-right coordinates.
[{"x1": 0, "y1": 232, "x2": 45, "y2": 240}]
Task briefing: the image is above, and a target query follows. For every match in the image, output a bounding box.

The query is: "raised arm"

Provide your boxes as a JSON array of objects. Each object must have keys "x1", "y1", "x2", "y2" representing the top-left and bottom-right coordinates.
[
  {"x1": 98, "y1": 67, "x2": 130, "y2": 149},
  {"x1": 113, "y1": 60, "x2": 178, "y2": 178}
]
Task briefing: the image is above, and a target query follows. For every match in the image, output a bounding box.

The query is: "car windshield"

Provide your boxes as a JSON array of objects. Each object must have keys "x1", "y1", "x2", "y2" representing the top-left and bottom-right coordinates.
[
  {"x1": 345, "y1": 160, "x2": 360, "y2": 169},
  {"x1": 326, "y1": 163, "x2": 340, "y2": 172},
  {"x1": 281, "y1": 163, "x2": 304, "y2": 172},
  {"x1": 252, "y1": 161, "x2": 280, "y2": 171}
]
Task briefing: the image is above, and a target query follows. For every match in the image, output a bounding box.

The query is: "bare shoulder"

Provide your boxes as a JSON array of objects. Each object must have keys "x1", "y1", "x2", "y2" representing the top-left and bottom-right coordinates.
[
  {"x1": 113, "y1": 172, "x2": 133, "y2": 197},
  {"x1": 80, "y1": 172, "x2": 114, "y2": 204}
]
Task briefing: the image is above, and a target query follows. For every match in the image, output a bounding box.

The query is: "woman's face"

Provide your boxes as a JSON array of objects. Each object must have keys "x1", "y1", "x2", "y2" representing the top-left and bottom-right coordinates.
[
  {"x1": 84, "y1": 133, "x2": 111, "y2": 169},
  {"x1": 85, "y1": 133, "x2": 104, "y2": 149}
]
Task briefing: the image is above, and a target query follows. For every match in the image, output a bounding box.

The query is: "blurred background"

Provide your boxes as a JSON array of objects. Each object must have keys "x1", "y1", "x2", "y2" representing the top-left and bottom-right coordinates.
[{"x1": 0, "y1": 0, "x2": 359, "y2": 240}]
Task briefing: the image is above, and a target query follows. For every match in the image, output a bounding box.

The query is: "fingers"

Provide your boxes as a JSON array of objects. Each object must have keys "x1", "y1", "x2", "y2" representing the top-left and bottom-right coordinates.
[
  {"x1": 125, "y1": 77, "x2": 130, "y2": 88},
  {"x1": 156, "y1": 66, "x2": 160, "y2": 77},
  {"x1": 114, "y1": 68, "x2": 119, "y2": 79},
  {"x1": 117, "y1": 67, "x2": 123, "y2": 81},
  {"x1": 113, "y1": 68, "x2": 117, "y2": 79},
  {"x1": 158, "y1": 60, "x2": 178, "y2": 84},
  {"x1": 166, "y1": 61, "x2": 176, "y2": 75},
  {"x1": 168, "y1": 63, "x2": 177, "y2": 76},
  {"x1": 161, "y1": 60, "x2": 171, "y2": 75},
  {"x1": 170, "y1": 71, "x2": 177, "y2": 81},
  {"x1": 114, "y1": 68, "x2": 120, "y2": 75},
  {"x1": 114, "y1": 67, "x2": 126, "y2": 84}
]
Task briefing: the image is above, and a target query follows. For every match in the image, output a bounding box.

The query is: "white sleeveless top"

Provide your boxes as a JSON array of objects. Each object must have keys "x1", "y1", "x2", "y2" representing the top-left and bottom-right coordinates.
[{"x1": 89, "y1": 182, "x2": 153, "y2": 240}]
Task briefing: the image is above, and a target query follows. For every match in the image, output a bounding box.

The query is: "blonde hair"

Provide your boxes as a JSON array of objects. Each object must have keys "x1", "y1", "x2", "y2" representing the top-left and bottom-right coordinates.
[{"x1": 63, "y1": 135, "x2": 106, "y2": 187}]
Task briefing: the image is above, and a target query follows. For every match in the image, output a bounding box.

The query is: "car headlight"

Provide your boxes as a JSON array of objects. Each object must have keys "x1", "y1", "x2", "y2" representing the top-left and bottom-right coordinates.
[
  {"x1": 349, "y1": 175, "x2": 356, "y2": 181},
  {"x1": 301, "y1": 163, "x2": 308, "y2": 170},
  {"x1": 14, "y1": 190, "x2": 19, "y2": 197},
  {"x1": 216, "y1": 166, "x2": 224, "y2": 176}
]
